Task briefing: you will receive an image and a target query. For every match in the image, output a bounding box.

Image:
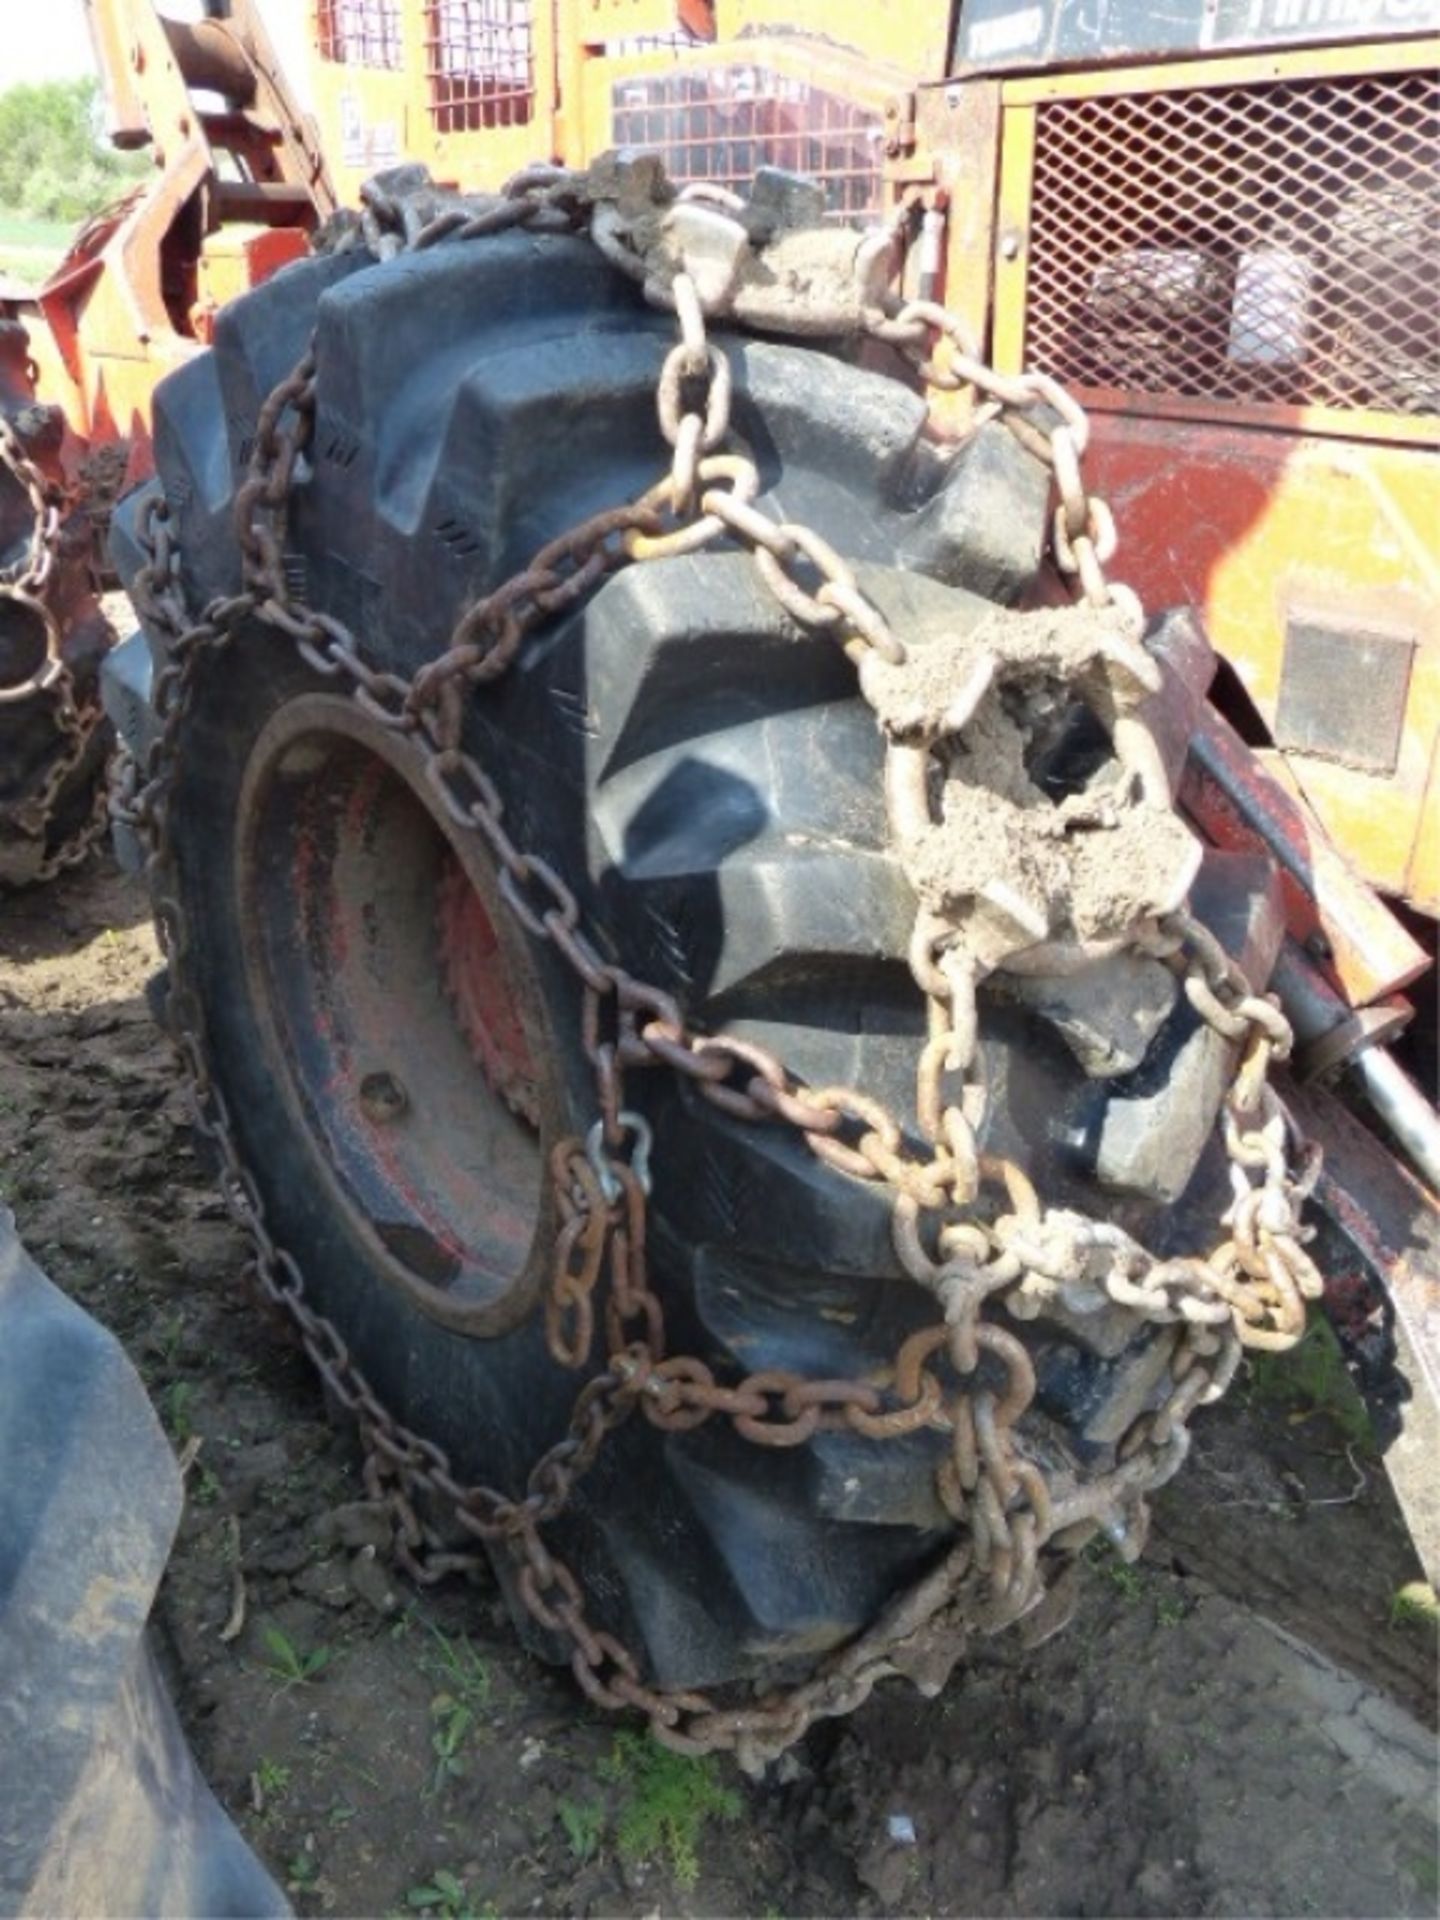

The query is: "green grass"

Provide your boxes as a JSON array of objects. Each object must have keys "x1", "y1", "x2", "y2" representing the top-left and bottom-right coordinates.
[
  {"x1": 286, "y1": 1850, "x2": 321, "y2": 1894},
  {"x1": 425, "y1": 1695, "x2": 473, "y2": 1796},
  {"x1": 1248, "y1": 1312, "x2": 1374, "y2": 1451},
  {"x1": 1388, "y1": 1580, "x2": 1439, "y2": 1634},
  {"x1": 251, "y1": 1756, "x2": 291, "y2": 1821},
  {"x1": 189, "y1": 1462, "x2": 222, "y2": 1506},
  {"x1": 0, "y1": 213, "x2": 74, "y2": 249},
  {"x1": 1085, "y1": 1534, "x2": 1144, "y2": 1600},
  {"x1": 558, "y1": 1794, "x2": 606, "y2": 1862},
  {"x1": 403, "y1": 1869, "x2": 496, "y2": 1919},
  {"x1": 599, "y1": 1729, "x2": 741, "y2": 1890},
  {"x1": 162, "y1": 1379, "x2": 196, "y2": 1443},
  {"x1": 255, "y1": 1757, "x2": 291, "y2": 1801},
  {"x1": 0, "y1": 214, "x2": 72, "y2": 288},
  {"x1": 421, "y1": 1621, "x2": 492, "y2": 1712},
  {"x1": 259, "y1": 1622, "x2": 332, "y2": 1688},
  {"x1": 156, "y1": 1310, "x2": 187, "y2": 1368}
]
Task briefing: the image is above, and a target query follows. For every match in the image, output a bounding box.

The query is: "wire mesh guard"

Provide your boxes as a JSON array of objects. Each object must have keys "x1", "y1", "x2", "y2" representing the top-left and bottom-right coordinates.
[
  {"x1": 611, "y1": 64, "x2": 885, "y2": 223},
  {"x1": 1023, "y1": 67, "x2": 1439, "y2": 417},
  {"x1": 426, "y1": 0, "x2": 535, "y2": 131},
  {"x1": 316, "y1": 0, "x2": 404, "y2": 69}
]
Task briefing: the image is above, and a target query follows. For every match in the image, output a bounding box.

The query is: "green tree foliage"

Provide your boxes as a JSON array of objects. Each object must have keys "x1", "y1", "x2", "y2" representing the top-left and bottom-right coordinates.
[{"x1": 0, "y1": 78, "x2": 147, "y2": 224}]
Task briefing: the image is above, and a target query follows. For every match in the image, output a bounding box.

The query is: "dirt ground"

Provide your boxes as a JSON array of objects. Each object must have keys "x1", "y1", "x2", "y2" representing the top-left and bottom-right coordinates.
[{"x1": 2, "y1": 856, "x2": 1437, "y2": 1920}]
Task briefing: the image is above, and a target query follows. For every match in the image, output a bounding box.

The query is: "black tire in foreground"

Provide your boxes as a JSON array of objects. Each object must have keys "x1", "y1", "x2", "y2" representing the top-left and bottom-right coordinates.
[
  {"x1": 0, "y1": 1207, "x2": 284, "y2": 1918},
  {"x1": 110, "y1": 234, "x2": 1237, "y2": 1695}
]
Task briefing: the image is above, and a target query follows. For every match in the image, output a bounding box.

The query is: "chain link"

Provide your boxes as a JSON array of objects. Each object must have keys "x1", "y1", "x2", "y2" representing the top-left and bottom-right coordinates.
[
  {"x1": 0, "y1": 412, "x2": 63, "y2": 599},
  {"x1": 863, "y1": 298, "x2": 1135, "y2": 615},
  {"x1": 1, "y1": 405, "x2": 113, "y2": 880},
  {"x1": 114, "y1": 170, "x2": 1320, "y2": 1765}
]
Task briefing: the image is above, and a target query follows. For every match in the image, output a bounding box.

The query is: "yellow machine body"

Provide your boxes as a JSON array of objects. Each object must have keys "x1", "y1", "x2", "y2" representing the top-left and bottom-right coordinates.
[{"x1": 305, "y1": 5, "x2": 1438, "y2": 915}]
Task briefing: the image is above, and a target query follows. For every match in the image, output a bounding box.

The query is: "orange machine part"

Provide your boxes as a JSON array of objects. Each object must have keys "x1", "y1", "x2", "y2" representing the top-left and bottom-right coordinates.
[
  {"x1": 307, "y1": 0, "x2": 920, "y2": 210},
  {"x1": 1085, "y1": 414, "x2": 1439, "y2": 914},
  {"x1": 192, "y1": 225, "x2": 311, "y2": 344},
  {"x1": 985, "y1": 42, "x2": 1439, "y2": 918},
  {"x1": 2, "y1": 0, "x2": 333, "y2": 490}
]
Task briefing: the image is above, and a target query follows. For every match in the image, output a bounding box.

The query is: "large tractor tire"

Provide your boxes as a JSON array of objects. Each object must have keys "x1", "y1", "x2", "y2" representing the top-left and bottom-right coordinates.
[
  {"x1": 110, "y1": 232, "x2": 1265, "y2": 1701},
  {"x1": 1, "y1": 320, "x2": 114, "y2": 886}
]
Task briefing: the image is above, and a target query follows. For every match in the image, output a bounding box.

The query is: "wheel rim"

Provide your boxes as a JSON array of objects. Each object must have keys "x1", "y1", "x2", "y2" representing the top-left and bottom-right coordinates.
[{"x1": 236, "y1": 694, "x2": 553, "y2": 1336}]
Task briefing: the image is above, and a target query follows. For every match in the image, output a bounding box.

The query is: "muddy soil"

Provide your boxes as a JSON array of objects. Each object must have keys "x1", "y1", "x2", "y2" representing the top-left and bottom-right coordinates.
[{"x1": 2, "y1": 857, "x2": 1436, "y2": 1920}]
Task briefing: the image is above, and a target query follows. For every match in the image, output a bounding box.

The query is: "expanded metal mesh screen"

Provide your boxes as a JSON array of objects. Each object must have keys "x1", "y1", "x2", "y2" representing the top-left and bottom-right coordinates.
[
  {"x1": 426, "y1": 0, "x2": 534, "y2": 132},
  {"x1": 610, "y1": 65, "x2": 884, "y2": 223},
  {"x1": 316, "y1": 0, "x2": 403, "y2": 68},
  {"x1": 1023, "y1": 68, "x2": 1439, "y2": 418}
]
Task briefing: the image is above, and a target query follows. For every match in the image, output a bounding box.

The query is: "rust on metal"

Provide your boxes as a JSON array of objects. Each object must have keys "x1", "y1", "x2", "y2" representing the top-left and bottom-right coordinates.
[
  {"x1": 9, "y1": 0, "x2": 334, "y2": 491},
  {"x1": 1180, "y1": 703, "x2": 1430, "y2": 1007}
]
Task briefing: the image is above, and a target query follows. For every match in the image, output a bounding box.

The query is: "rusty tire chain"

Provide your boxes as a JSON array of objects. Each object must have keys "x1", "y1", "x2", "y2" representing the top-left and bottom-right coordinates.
[
  {"x1": 0, "y1": 413, "x2": 110, "y2": 879},
  {"x1": 113, "y1": 170, "x2": 1320, "y2": 1767}
]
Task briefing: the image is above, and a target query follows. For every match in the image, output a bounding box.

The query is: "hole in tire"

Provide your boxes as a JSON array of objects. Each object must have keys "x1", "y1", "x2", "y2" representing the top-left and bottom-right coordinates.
[{"x1": 238, "y1": 697, "x2": 550, "y2": 1335}]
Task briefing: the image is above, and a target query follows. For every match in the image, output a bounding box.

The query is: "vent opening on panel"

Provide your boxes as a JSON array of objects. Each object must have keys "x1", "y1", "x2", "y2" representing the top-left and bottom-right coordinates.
[
  {"x1": 426, "y1": 0, "x2": 534, "y2": 132},
  {"x1": 317, "y1": 0, "x2": 404, "y2": 69},
  {"x1": 1023, "y1": 69, "x2": 1439, "y2": 418},
  {"x1": 610, "y1": 63, "x2": 884, "y2": 224}
]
